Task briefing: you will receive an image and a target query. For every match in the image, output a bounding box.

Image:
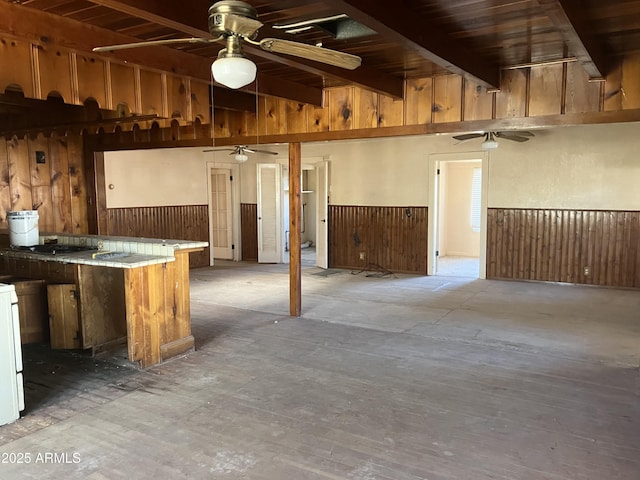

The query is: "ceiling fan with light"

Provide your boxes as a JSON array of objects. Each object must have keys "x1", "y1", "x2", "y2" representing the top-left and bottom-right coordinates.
[
  {"x1": 453, "y1": 131, "x2": 535, "y2": 150},
  {"x1": 93, "y1": 0, "x2": 362, "y2": 90},
  {"x1": 203, "y1": 145, "x2": 277, "y2": 162}
]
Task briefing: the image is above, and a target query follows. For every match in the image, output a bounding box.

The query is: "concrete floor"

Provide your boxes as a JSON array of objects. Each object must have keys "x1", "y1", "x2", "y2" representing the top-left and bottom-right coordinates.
[
  {"x1": 1, "y1": 261, "x2": 639, "y2": 479},
  {"x1": 436, "y1": 256, "x2": 479, "y2": 277}
]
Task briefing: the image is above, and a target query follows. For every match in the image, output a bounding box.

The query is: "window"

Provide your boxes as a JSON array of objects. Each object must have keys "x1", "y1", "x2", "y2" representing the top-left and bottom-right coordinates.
[{"x1": 471, "y1": 167, "x2": 481, "y2": 232}]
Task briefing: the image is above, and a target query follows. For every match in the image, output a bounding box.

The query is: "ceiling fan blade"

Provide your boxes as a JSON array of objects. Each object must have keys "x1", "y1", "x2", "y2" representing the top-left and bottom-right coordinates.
[
  {"x1": 93, "y1": 36, "x2": 222, "y2": 53},
  {"x1": 202, "y1": 148, "x2": 236, "y2": 152},
  {"x1": 495, "y1": 132, "x2": 532, "y2": 142},
  {"x1": 452, "y1": 133, "x2": 485, "y2": 141},
  {"x1": 257, "y1": 38, "x2": 362, "y2": 70},
  {"x1": 248, "y1": 149, "x2": 278, "y2": 155}
]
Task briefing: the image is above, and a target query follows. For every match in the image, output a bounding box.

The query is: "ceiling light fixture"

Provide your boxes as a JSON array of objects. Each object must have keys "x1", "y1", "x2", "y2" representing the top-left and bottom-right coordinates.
[
  {"x1": 211, "y1": 36, "x2": 256, "y2": 89},
  {"x1": 481, "y1": 132, "x2": 498, "y2": 150},
  {"x1": 235, "y1": 152, "x2": 249, "y2": 162},
  {"x1": 211, "y1": 56, "x2": 256, "y2": 89}
]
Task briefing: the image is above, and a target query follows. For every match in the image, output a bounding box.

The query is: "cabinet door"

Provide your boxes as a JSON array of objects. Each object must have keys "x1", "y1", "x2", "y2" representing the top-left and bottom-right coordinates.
[{"x1": 47, "y1": 284, "x2": 81, "y2": 349}]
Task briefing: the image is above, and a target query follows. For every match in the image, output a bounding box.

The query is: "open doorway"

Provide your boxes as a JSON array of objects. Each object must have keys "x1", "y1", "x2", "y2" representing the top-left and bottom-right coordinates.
[
  {"x1": 300, "y1": 165, "x2": 317, "y2": 266},
  {"x1": 257, "y1": 157, "x2": 329, "y2": 268},
  {"x1": 437, "y1": 160, "x2": 481, "y2": 277},
  {"x1": 428, "y1": 152, "x2": 488, "y2": 278}
]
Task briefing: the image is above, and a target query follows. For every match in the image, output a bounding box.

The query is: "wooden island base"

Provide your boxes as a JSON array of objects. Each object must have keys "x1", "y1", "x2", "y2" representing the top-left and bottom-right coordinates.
[
  {"x1": 124, "y1": 251, "x2": 195, "y2": 367},
  {"x1": 1, "y1": 235, "x2": 206, "y2": 368}
]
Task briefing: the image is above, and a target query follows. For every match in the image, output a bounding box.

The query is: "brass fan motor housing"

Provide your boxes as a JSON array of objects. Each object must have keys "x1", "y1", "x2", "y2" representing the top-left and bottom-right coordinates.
[{"x1": 208, "y1": 1, "x2": 260, "y2": 37}]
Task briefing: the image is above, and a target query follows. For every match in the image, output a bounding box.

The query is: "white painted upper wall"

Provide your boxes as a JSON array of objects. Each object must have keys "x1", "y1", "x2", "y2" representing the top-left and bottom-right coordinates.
[
  {"x1": 486, "y1": 123, "x2": 640, "y2": 209},
  {"x1": 302, "y1": 137, "x2": 433, "y2": 206},
  {"x1": 104, "y1": 122, "x2": 640, "y2": 210}
]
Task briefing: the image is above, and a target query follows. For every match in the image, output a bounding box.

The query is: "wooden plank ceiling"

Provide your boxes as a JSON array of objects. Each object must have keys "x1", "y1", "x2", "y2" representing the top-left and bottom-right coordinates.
[{"x1": 3, "y1": 0, "x2": 640, "y2": 117}]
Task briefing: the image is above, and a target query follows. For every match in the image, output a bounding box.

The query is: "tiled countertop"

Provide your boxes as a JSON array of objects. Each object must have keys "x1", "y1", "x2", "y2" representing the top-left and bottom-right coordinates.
[{"x1": 0, "y1": 233, "x2": 208, "y2": 269}]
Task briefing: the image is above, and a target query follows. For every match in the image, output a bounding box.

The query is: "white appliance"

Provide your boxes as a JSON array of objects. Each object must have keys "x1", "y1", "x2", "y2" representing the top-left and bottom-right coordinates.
[{"x1": 0, "y1": 283, "x2": 24, "y2": 425}]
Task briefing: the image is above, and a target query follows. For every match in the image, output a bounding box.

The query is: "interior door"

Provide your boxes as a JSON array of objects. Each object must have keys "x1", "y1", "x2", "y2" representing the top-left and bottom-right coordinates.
[
  {"x1": 257, "y1": 163, "x2": 281, "y2": 263},
  {"x1": 315, "y1": 161, "x2": 329, "y2": 269},
  {"x1": 209, "y1": 168, "x2": 234, "y2": 260}
]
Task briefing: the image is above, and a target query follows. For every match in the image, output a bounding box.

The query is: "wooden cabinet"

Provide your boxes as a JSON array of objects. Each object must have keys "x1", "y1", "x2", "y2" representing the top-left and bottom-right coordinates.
[
  {"x1": 47, "y1": 284, "x2": 81, "y2": 349},
  {"x1": 77, "y1": 265, "x2": 126, "y2": 351},
  {"x1": 13, "y1": 279, "x2": 48, "y2": 345}
]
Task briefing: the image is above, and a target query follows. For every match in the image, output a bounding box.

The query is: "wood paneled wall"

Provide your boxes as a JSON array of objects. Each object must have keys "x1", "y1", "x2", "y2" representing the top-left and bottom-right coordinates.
[
  {"x1": 0, "y1": 31, "x2": 210, "y2": 125},
  {"x1": 329, "y1": 206, "x2": 428, "y2": 274},
  {"x1": 211, "y1": 54, "x2": 640, "y2": 141},
  {"x1": 240, "y1": 203, "x2": 258, "y2": 261},
  {"x1": 88, "y1": 53, "x2": 640, "y2": 152},
  {"x1": 106, "y1": 205, "x2": 210, "y2": 268},
  {"x1": 0, "y1": 134, "x2": 87, "y2": 233},
  {"x1": 487, "y1": 208, "x2": 640, "y2": 288}
]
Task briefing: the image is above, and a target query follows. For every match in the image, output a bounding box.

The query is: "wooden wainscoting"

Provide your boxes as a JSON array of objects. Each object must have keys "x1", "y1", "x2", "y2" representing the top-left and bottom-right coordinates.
[
  {"x1": 329, "y1": 205, "x2": 428, "y2": 274},
  {"x1": 487, "y1": 208, "x2": 640, "y2": 288},
  {"x1": 106, "y1": 205, "x2": 210, "y2": 268},
  {"x1": 240, "y1": 203, "x2": 258, "y2": 261}
]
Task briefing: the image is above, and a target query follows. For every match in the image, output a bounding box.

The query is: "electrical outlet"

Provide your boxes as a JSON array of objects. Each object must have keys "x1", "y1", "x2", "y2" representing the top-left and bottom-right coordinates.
[
  {"x1": 359, "y1": 252, "x2": 366, "y2": 261},
  {"x1": 584, "y1": 266, "x2": 590, "y2": 276}
]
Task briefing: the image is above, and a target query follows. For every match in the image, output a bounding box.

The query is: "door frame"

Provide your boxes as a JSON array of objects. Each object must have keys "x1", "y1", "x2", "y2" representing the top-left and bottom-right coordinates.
[
  {"x1": 315, "y1": 156, "x2": 330, "y2": 269},
  {"x1": 206, "y1": 161, "x2": 241, "y2": 264},
  {"x1": 428, "y1": 151, "x2": 489, "y2": 278}
]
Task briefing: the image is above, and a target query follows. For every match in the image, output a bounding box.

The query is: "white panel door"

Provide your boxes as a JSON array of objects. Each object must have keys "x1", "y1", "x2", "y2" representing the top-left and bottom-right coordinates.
[
  {"x1": 315, "y1": 161, "x2": 329, "y2": 269},
  {"x1": 257, "y1": 163, "x2": 282, "y2": 263},
  {"x1": 209, "y1": 169, "x2": 234, "y2": 260}
]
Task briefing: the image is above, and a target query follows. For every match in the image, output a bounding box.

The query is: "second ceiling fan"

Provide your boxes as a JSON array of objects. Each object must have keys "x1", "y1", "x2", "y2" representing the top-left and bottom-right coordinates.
[
  {"x1": 203, "y1": 145, "x2": 277, "y2": 162},
  {"x1": 453, "y1": 131, "x2": 535, "y2": 150}
]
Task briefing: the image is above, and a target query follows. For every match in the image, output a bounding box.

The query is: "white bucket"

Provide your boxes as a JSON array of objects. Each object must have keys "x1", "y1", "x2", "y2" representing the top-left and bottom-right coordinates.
[{"x1": 7, "y1": 210, "x2": 39, "y2": 247}]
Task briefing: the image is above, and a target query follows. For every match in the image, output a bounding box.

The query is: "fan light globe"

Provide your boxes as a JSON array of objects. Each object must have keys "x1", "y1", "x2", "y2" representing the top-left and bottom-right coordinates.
[
  {"x1": 235, "y1": 153, "x2": 249, "y2": 162},
  {"x1": 212, "y1": 56, "x2": 257, "y2": 89},
  {"x1": 481, "y1": 139, "x2": 498, "y2": 150}
]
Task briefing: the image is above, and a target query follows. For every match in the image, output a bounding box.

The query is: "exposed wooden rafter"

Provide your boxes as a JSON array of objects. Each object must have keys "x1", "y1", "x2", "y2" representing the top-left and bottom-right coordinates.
[
  {"x1": 322, "y1": 0, "x2": 501, "y2": 89},
  {"x1": 535, "y1": 0, "x2": 607, "y2": 80},
  {"x1": 85, "y1": 0, "x2": 212, "y2": 36}
]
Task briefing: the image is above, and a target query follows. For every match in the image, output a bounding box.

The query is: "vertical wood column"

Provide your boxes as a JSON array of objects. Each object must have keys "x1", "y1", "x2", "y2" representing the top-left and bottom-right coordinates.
[
  {"x1": 289, "y1": 142, "x2": 302, "y2": 317},
  {"x1": 93, "y1": 152, "x2": 108, "y2": 235}
]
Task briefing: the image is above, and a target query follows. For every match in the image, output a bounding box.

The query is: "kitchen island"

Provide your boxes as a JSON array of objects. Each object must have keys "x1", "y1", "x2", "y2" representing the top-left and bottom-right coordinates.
[{"x1": 0, "y1": 233, "x2": 208, "y2": 368}]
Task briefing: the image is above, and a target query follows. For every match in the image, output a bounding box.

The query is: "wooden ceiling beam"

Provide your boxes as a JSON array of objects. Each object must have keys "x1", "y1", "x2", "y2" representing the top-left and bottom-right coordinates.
[
  {"x1": 0, "y1": 2, "x2": 322, "y2": 106},
  {"x1": 86, "y1": 0, "x2": 212, "y2": 36},
  {"x1": 322, "y1": 0, "x2": 501, "y2": 89},
  {"x1": 87, "y1": 0, "x2": 404, "y2": 99},
  {"x1": 535, "y1": 0, "x2": 607, "y2": 79}
]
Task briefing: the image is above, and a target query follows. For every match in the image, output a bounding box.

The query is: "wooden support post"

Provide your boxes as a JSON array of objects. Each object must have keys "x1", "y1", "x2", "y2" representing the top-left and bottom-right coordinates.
[{"x1": 289, "y1": 142, "x2": 302, "y2": 317}]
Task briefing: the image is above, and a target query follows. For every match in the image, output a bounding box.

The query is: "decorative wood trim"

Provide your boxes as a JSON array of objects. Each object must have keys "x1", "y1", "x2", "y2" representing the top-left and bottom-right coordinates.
[{"x1": 94, "y1": 152, "x2": 108, "y2": 235}]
